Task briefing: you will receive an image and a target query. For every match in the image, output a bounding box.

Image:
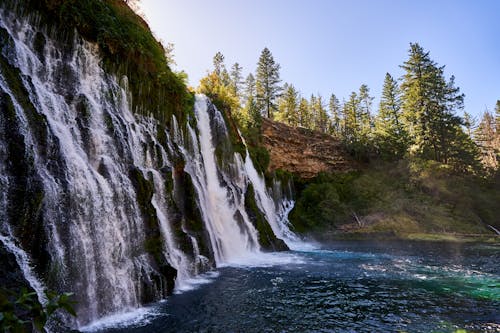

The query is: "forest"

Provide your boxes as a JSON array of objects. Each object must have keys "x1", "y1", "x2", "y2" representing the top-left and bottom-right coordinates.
[{"x1": 198, "y1": 44, "x2": 500, "y2": 175}]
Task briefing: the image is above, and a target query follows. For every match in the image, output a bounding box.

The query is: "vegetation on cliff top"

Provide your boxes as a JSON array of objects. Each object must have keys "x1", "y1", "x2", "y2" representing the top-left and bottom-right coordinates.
[{"x1": 11, "y1": 0, "x2": 193, "y2": 125}]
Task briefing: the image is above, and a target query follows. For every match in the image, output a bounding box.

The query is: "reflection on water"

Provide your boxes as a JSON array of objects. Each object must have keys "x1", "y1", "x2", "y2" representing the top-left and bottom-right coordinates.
[{"x1": 91, "y1": 241, "x2": 500, "y2": 333}]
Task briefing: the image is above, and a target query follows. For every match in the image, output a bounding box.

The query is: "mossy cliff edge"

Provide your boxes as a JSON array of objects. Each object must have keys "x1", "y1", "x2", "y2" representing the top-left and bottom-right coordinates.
[{"x1": 4, "y1": 0, "x2": 194, "y2": 125}]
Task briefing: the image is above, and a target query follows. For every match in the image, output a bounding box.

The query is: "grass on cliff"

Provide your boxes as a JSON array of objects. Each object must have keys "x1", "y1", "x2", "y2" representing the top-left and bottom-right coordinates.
[
  {"x1": 17, "y1": 0, "x2": 193, "y2": 124},
  {"x1": 289, "y1": 159, "x2": 500, "y2": 240}
]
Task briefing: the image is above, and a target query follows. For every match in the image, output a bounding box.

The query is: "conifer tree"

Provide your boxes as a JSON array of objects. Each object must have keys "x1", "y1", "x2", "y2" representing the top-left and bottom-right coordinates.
[
  {"x1": 256, "y1": 47, "x2": 282, "y2": 119},
  {"x1": 374, "y1": 73, "x2": 408, "y2": 159},
  {"x1": 495, "y1": 100, "x2": 500, "y2": 133},
  {"x1": 475, "y1": 111, "x2": 498, "y2": 169},
  {"x1": 276, "y1": 83, "x2": 299, "y2": 126},
  {"x1": 358, "y1": 84, "x2": 374, "y2": 145},
  {"x1": 245, "y1": 95, "x2": 261, "y2": 130},
  {"x1": 495, "y1": 100, "x2": 500, "y2": 164},
  {"x1": 463, "y1": 111, "x2": 477, "y2": 138},
  {"x1": 312, "y1": 94, "x2": 328, "y2": 133},
  {"x1": 298, "y1": 97, "x2": 311, "y2": 128},
  {"x1": 309, "y1": 94, "x2": 317, "y2": 130},
  {"x1": 244, "y1": 73, "x2": 256, "y2": 101},
  {"x1": 229, "y1": 62, "x2": 243, "y2": 97},
  {"x1": 213, "y1": 51, "x2": 225, "y2": 77},
  {"x1": 198, "y1": 52, "x2": 239, "y2": 114},
  {"x1": 343, "y1": 92, "x2": 360, "y2": 144},
  {"x1": 328, "y1": 94, "x2": 342, "y2": 137},
  {"x1": 400, "y1": 43, "x2": 467, "y2": 164}
]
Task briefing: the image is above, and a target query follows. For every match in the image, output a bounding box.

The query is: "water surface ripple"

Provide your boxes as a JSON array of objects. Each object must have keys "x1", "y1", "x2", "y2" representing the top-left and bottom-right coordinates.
[{"x1": 94, "y1": 241, "x2": 500, "y2": 333}]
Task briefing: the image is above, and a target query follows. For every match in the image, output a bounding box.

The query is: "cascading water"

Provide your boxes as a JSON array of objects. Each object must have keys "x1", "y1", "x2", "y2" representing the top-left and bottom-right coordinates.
[
  {"x1": 0, "y1": 3, "x2": 301, "y2": 331},
  {"x1": 176, "y1": 96, "x2": 262, "y2": 264}
]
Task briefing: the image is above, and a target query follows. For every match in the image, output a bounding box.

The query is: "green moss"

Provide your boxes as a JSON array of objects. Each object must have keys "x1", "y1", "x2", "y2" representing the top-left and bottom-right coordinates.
[
  {"x1": 273, "y1": 168, "x2": 294, "y2": 182},
  {"x1": 162, "y1": 171, "x2": 177, "y2": 210},
  {"x1": 210, "y1": 99, "x2": 247, "y2": 163},
  {"x1": 183, "y1": 91, "x2": 196, "y2": 124},
  {"x1": 156, "y1": 123, "x2": 173, "y2": 156},
  {"x1": 103, "y1": 112, "x2": 114, "y2": 132},
  {"x1": 181, "y1": 173, "x2": 204, "y2": 234},
  {"x1": 0, "y1": 82, "x2": 48, "y2": 270},
  {"x1": 0, "y1": 34, "x2": 48, "y2": 241},
  {"x1": 74, "y1": 94, "x2": 91, "y2": 121},
  {"x1": 245, "y1": 184, "x2": 288, "y2": 251},
  {"x1": 0, "y1": 47, "x2": 49, "y2": 150},
  {"x1": 248, "y1": 145, "x2": 269, "y2": 175},
  {"x1": 144, "y1": 236, "x2": 163, "y2": 258},
  {"x1": 7, "y1": 0, "x2": 192, "y2": 125},
  {"x1": 172, "y1": 170, "x2": 213, "y2": 260},
  {"x1": 32, "y1": 31, "x2": 46, "y2": 60},
  {"x1": 128, "y1": 167, "x2": 164, "y2": 261}
]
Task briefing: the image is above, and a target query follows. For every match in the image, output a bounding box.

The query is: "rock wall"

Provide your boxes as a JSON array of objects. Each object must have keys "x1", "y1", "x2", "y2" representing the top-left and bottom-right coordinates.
[{"x1": 261, "y1": 119, "x2": 358, "y2": 179}]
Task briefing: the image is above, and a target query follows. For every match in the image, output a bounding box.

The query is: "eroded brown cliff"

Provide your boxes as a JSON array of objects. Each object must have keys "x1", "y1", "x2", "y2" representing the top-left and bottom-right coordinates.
[{"x1": 261, "y1": 119, "x2": 358, "y2": 179}]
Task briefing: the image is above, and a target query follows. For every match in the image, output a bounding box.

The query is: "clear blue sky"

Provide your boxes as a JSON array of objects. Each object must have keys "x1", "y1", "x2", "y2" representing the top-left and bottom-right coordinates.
[{"x1": 139, "y1": 0, "x2": 500, "y2": 118}]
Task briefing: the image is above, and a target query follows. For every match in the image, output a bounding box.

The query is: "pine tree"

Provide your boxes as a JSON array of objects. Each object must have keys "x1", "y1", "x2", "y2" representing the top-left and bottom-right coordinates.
[
  {"x1": 311, "y1": 94, "x2": 328, "y2": 133},
  {"x1": 229, "y1": 62, "x2": 243, "y2": 97},
  {"x1": 475, "y1": 111, "x2": 498, "y2": 169},
  {"x1": 198, "y1": 52, "x2": 239, "y2": 116},
  {"x1": 244, "y1": 73, "x2": 256, "y2": 101},
  {"x1": 328, "y1": 94, "x2": 342, "y2": 137},
  {"x1": 298, "y1": 97, "x2": 311, "y2": 128},
  {"x1": 309, "y1": 94, "x2": 318, "y2": 130},
  {"x1": 374, "y1": 73, "x2": 408, "y2": 159},
  {"x1": 343, "y1": 92, "x2": 360, "y2": 144},
  {"x1": 495, "y1": 100, "x2": 500, "y2": 133},
  {"x1": 256, "y1": 47, "x2": 282, "y2": 119},
  {"x1": 276, "y1": 83, "x2": 299, "y2": 126},
  {"x1": 495, "y1": 100, "x2": 500, "y2": 164},
  {"x1": 213, "y1": 51, "x2": 225, "y2": 77},
  {"x1": 400, "y1": 43, "x2": 467, "y2": 164},
  {"x1": 358, "y1": 84, "x2": 374, "y2": 145},
  {"x1": 463, "y1": 111, "x2": 477, "y2": 138},
  {"x1": 245, "y1": 95, "x2": 261, "y2": 129}
]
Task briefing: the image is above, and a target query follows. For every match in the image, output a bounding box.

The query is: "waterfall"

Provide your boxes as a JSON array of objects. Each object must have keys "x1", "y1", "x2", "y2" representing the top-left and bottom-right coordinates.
[
  {"x1": 177, "y1": 96, "x2": 262, "y2": 265},
  {"x1": 0, "y1": 5, "x2": 300, "y2": 330},
  {"x1": 0, "y1": 231, "x2": 48, "y2": 306}
]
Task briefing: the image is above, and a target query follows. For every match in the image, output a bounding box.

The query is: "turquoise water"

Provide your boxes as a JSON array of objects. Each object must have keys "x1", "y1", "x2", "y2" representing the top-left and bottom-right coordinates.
[{"x1": 91, "y1": 241, "x2": 499, "y2": 333}]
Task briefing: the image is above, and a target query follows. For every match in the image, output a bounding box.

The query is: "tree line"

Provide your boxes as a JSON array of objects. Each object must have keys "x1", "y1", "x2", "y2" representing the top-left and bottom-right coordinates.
[{"x1": 197, "y1": 43, "x2": 500, "y2": 175}]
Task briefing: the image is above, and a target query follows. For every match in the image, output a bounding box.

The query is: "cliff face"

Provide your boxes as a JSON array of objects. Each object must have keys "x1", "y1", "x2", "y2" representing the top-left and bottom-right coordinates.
[
  {"x1": 261, "y1": 119, "x2": 357, "y2": 179},
  {"x1": 0, "y1": 1, "x2": 297, "y2": 329}
]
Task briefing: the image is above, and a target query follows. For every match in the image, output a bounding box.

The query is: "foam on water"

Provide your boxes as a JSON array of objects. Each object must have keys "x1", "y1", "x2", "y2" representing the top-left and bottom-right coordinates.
[
  {"x1": 286, "y1": 240, "x2": 320, "y2": 252},
  {"x1": 79, "y1": 307, "x2": 162, "y2": 332},
  {"x1": 218, "y1": 250, "x2": 306, "y2": 268},
  {"x1": 174, "y1": 271, "x2": 221, "y2": 293}
]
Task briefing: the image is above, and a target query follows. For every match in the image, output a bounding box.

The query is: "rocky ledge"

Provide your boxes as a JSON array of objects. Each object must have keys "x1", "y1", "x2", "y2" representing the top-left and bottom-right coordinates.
[{"x1": 261, "y1": 119, "x2": 357, "y2": 179}]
